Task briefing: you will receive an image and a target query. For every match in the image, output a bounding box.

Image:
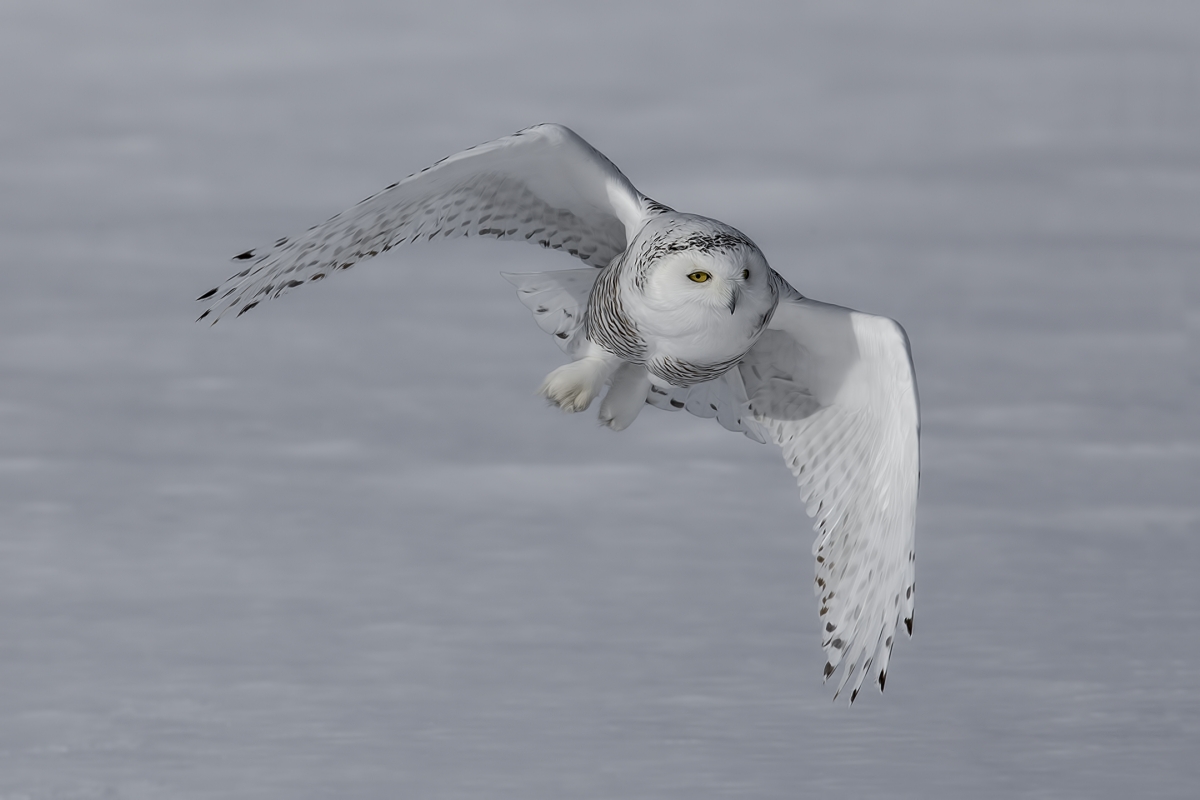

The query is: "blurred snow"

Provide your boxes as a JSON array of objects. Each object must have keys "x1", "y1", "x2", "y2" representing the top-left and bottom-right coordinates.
[{"x1": 0, "y1": 1, "x2": 1197, "y2": 797}]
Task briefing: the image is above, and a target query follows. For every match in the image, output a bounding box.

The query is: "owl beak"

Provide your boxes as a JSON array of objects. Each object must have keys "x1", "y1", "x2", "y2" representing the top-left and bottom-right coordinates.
[{"x1": 727, "y1": 286, "x2": 741, "y2": 315}]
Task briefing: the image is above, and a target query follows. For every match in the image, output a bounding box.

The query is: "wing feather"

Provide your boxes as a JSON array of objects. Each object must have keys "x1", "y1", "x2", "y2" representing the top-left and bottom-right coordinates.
[
  {"x1": 743, "y1": 289, "x2": 919, "y2": 702},
  {"x1": 646, "y1": 371, "x2": 770, "y2": 444},
  {"x1": 658, "y1": 281, "x2": 920, "y2": 701},
  {"x1": 501, "y1": 268, "x2": 597, "y2": 357},
  {"x1": 200, "y1": 123, "x2": 665, "y2": 322}
]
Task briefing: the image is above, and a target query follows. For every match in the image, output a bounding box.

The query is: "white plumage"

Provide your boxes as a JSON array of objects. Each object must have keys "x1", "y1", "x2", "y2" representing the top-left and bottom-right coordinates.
[{"x1": 201, "y1": 123, "x2": 920, "y2": 702}]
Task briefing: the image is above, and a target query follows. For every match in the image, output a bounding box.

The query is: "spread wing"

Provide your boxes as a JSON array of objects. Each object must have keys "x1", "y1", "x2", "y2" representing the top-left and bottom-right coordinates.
[
  {"x1": 199, "y1": 123, "x2": 667, "y2": 322},
  {"x1": 654, "y1": 282, "x2": 920, "y2": 701},
  {"x1": 744, "y1": 286, "x2": 920, "y2": 702}
]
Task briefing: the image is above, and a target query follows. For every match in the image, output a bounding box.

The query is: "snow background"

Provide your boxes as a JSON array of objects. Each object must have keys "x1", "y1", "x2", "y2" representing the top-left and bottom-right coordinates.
[{"x1": 1, "y1": 1, "x2": 1196, "y2": 797}]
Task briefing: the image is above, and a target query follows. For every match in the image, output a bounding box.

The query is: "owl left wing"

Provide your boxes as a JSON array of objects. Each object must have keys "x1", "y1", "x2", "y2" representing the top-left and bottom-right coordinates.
[
  {"x1": 655, "y1": 283, "x2": 920, "y2": 701},
  {"x1": 745, "y1": 288, "x2": 920, "y2": 702},
  {"x1": 200, "y1": 123, "x2": 666, "y2": 322}
]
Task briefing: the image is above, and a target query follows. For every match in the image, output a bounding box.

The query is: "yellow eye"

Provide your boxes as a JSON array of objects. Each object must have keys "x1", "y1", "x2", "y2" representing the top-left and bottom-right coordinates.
[{"x1": 687, "y1": 271, "x2": 711, "y2": 283}]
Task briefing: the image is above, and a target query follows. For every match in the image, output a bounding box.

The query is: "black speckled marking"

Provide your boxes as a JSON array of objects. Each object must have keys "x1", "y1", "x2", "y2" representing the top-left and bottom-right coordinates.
[
  {"x1": 629, "y1": 218, "x2": 759, "y2": 290},
  {"x1": 585, "y1": 251, "x2": 647, "y2": 362},
  {"x1": 652, "y1": 353, "x2": 745, "y2": 386},
  {"x1": 643, "y1": 198, "x2": 673, "y2": 215}
]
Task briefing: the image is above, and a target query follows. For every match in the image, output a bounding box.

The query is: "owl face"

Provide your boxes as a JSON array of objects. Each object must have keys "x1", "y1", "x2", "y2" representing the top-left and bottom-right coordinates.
[
  {"x1": 666, "y1": 250, "x2": 759, "y2": 315},
  {"x1": 638, "y1": 237, "x2": 773, "y2": 334}
]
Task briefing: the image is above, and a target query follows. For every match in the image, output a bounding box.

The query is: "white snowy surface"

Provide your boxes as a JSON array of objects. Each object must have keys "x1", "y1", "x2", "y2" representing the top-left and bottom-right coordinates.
[{"x1": 1, "y1": 1, "x2": 1197, "y2": 797}]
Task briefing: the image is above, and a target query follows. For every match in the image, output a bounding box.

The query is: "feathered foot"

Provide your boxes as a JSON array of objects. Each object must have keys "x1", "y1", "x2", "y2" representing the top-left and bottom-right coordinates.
[
  {"x1": 539, "y1": 356, "x2": 618, "y2": 412},
  {"x1": 597, "y1": 362, "x2": 651, "y2": 431}
]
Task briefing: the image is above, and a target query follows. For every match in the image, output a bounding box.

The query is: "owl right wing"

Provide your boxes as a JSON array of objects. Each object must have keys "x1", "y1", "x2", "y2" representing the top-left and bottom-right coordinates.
[
  {"x1": 501, "y1": 268, "x2": 597, "y2": 359},
  {"x1": 200, "y1": 123, "x2": 668, "y2": 322}
]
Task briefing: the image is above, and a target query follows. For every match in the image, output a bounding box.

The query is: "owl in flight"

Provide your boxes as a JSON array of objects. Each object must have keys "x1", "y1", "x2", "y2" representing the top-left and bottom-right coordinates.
[{"x1": 199, "y1": 124, "x2": 920, "y2": 703}]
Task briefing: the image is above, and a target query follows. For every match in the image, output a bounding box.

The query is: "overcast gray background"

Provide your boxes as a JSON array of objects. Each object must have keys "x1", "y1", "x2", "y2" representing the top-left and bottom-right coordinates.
[{"x1": 1, "y1": 1, "x2": 1197, "y2": 798}]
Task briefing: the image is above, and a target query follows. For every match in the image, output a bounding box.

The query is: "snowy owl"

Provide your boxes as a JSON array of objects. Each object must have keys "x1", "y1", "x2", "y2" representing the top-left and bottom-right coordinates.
[{"x1": 199, "y1": 124, "x2": 920, "y2": 702}]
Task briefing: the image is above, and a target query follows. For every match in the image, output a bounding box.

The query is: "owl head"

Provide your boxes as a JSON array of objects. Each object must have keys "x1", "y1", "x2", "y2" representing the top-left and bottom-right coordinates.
[{"x1": 632, "y1": 214, "x2": 774, "y2": 325}]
